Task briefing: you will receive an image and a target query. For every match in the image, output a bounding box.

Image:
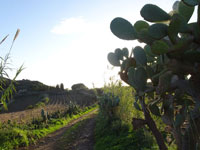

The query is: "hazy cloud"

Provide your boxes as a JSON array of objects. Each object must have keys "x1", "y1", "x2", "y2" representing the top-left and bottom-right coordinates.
[{"x1": 51, "y1": 17, "x2": 95, "y2": 35}]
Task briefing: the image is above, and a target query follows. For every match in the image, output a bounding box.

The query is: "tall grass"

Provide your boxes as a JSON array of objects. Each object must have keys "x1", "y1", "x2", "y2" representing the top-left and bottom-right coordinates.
[
  {"x1": 103, "y1": 79, "x2": 143, "y2": 127},
  {"x1": 0, "y1": 29, "x2": 23, "y2": 110},
  {"x1": 95, "y1": 79, "x2": 155, "y2": 150}
]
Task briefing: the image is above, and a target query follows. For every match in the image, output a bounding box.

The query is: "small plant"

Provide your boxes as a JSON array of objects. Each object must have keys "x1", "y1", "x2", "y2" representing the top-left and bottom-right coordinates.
[
  {"x1": 26, "y1": 105, "x2": 34, "y2": 109},
  {"x1": 67, "y1": 101, "x2": 80, "y2": 117},
  {"x1": 41, "y1": 109, "x2": 47, "y2": 123},
  {"x1": 43, "y1": 97, "x2": 49, "y2": 104},
  {"x1": 98, "y1": 93, "x2": 120, "y2": 120},
  {"x1": 35, "y1": 102, "x2": 45, "y2": 108}
]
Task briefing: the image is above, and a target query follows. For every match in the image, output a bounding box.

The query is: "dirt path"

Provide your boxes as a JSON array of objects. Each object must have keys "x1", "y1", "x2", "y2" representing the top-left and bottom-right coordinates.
[
  {"x1": 54, "y1": 113, "x2": 96, "y2": 150},
  {"x1": 21, "y1": 109, "x2": 97, "y2": 150}
]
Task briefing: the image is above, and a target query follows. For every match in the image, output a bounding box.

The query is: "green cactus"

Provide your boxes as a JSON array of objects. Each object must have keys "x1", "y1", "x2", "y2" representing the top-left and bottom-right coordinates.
[
  {"x1": 110, "y1": 17, "x2": 137, "y2": 40},
  {"x1": 140, "y1": 4, "x2": 171, "y2": 22},
  {"x1": 122, "y1": 47, "x2": 129, "y2": 58},
  {"x1": 115, "y1": 48, "x2": 124, "y2": 60},
  {"x1": 133, "y1": 20, "x2": 149, "y2": 32},
  {"x1": 137, "y1": 28, "x2": 155, "y2": 45},
  {"x1": 177, "y1": 1, "x2": 194, "y2": 22},
  {"x1": 132, "y1": 46, "x2": 147, "y2": 66},
  {"x1": 182, "y1": 0, "x2": 199, "y2": 6},
  {"x1": 148, "y1": 23, "x2": 168, "y2": 40},
  {"x1": 67, "y1": 101, "x2": 79, "y2": 117},
  {"x1": 41, "y1": 109, "x2": 46, "y2": 122},
  {"x1": 98, "y1": 93, "x2": 120, "y2": 120},
  {"x1": 144, "y1": 45, "x2": 155, "y2": 57},
  {"x1": 127, "y1": 67, "x2": 137, "y2": 89},
  {"x1": 107, "y1": 52, "x2": 121, "y2": 67},
  {"x1": 134, "y1": 67, "x2": 148, "y2": 92},
  {"x1": 151, "y1": 40, "x2": 169, "y2": 55},
  {"x1": 108, "y1": 0, "x2": 200, "y2": 149}
]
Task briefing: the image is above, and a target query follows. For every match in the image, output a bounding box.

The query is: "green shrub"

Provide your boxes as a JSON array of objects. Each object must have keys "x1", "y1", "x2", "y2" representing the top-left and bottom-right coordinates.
[
  {"x1": 35, "y1": 102, "x2": 45, "y2": 108},
  {"x1": 96, "y1": 80, "x2": 155, "y2": 150},
  {"x1": 67, "y1": 101, "x2": 80, "y2": 116},
  {"x1": 95, "y1": 113, "x2": 154, "y2": 150},
  {"x1": 103, "y1": 80, "x2": 143, "y2": 127},
  {"x1": 26, "y1": 105, "x2": 34, "y2": 109},
  {"x1": 0, "y1": 128, "x2": 29, "y2": 149}
]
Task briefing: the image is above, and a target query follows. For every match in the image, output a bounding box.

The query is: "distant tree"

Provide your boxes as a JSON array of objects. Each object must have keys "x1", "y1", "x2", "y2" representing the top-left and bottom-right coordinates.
[
  {"x1": 60, "y1": 83, "x2": 64, "y2": 90},
  {"x1": 71, "y1": 83, "x2": 88, "y2": 90},
  {"x1": 56, "y1": 84, "x2": 59, "y2": 89}
]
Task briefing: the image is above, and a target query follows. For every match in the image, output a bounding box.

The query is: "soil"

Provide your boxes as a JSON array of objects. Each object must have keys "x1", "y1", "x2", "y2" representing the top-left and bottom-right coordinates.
[
  {"x1": 54, "y1": 113, "x2": 96, "y2": 150},
  {"x1": 20, "y1": 109, "x2": 97, "y2": 150}
]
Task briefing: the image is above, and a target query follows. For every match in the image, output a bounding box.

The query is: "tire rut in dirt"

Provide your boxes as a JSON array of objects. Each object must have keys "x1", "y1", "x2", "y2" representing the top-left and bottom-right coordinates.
[{"x1": 54, "y1": 114, "x2": 96, "y2": 150}]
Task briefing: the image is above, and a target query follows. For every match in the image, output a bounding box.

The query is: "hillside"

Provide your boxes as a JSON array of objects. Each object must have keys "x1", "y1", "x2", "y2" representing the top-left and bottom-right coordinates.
[{"x1": 0, "y1": 79, "x2": 98, "y2": 113}]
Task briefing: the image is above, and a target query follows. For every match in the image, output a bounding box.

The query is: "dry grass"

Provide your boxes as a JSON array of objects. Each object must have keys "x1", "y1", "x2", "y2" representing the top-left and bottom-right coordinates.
[
  {"x1": 0, "y1": 35, "x2": 9, "y2": 45},
  {"x1": 0, "y1": 104, "x2": 67, "y2": 124}
]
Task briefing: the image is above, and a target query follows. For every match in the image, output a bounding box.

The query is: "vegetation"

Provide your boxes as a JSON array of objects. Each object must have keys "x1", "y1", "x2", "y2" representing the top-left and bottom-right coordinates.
[
  {"x1": 0, "y1": 105, "x2": 67, "y2": 124},
  {"x1": 56, "y1": 84, "x2": 59, "y2": 89},
  {"x1": 26, "y1": 94, "x2": 50, "y2": 109},
  {"x1": 0, "y1": 104, "x2": 97, "y2": 149},
  {"x1": 60, "y1": 83, "x2": 64, "y2": 90},
  {"x1": 2, "y1": 1, "x2": 200, "y2": 150},
  {"x1": 108, "y1": 0, "x2": 200, "y2": 150},
  {"x1": 95, "y1": 80, "x2": 155, "y2": 150},
  {"x1": 0, "y1": 29, "x2": 23, "y2": 110}
]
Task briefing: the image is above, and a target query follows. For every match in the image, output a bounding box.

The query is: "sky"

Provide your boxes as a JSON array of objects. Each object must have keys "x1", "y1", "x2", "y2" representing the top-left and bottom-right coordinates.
[{"x1": 0, "y1": 0, "x2": 195, "y2": 89}]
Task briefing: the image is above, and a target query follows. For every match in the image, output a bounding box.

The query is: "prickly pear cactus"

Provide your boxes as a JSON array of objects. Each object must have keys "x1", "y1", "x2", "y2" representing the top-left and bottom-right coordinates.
[
  {"x1": 98, "y1": 93, "x2": 120, "y2": 119},
  {"x1": 67, "y1": 101, "x2": 79, "y2": 116},
  {"x1": 41, "y1": 109, "x2": 46, "y2": 122},
  {"x1": 108, "y1": 1, "x2": 200, "y2": 150}
]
